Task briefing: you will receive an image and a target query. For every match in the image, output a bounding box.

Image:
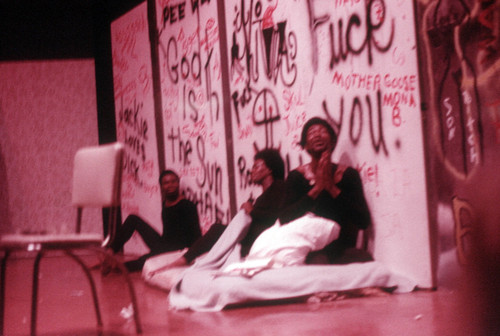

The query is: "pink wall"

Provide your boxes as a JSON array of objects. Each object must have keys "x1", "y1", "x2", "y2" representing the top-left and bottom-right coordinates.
[{"x1": 0, "y1": 60, "x2": 100, "y2": 235}]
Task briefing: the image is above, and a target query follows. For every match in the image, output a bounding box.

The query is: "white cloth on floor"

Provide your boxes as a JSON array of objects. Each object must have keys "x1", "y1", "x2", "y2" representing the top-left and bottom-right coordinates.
[
  {"x1": 166, "y1": 210, "x2": 416, "y2": 311},
  {"x1": 217, "y1": 213, "x2": 340, "y2": 277}
]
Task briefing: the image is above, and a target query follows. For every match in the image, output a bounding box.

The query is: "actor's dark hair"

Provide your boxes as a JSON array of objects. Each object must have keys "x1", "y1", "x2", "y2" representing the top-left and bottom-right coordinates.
[
  {"x1": 159, "y1": 169, "x2": 180, "y2": 184},
  {"x1": 299, "y1": 117, "x2": 338, "y2": 148},
  {"x1": 254, "y1": 148, "x2": 285, "y2": 180}
]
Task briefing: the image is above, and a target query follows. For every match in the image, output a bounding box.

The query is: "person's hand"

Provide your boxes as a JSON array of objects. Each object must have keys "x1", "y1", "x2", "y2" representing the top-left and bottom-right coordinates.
[
  {"x1": 145, "y1": 268, "x2": 161, "y2": 279},
  {"x1": 315, "y1": 151, "x2": 334, "y2": 189},
  {"x1": 240, "y1": 201, "x2": 253, "y2": 214},
  {"x1": 326, "y1": 165, "x2": 344, "y2": 198},
  {"x1": 313, "y1": 151, "x2": 341, "y2": 198},
  {"x1": 333, "y1": 166, "x2": 345, "y2": 184}
]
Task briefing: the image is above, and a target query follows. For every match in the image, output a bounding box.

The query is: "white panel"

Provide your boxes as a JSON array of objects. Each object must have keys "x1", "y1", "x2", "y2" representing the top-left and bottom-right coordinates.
[{"x1": 111, "y1": 2, "x2": 163, "y2": 254}]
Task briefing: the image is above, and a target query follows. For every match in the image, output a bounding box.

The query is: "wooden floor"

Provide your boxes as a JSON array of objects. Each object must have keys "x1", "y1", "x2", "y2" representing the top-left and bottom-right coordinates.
[{"x1": 0, "y1": 253, "x2": 488, "y2": 335}]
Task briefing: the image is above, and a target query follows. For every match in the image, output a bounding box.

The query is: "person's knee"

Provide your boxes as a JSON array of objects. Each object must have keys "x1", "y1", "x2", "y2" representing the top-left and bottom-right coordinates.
[
  {"x1": 209, "y1": 223, "x2": 226, "y2": 236},
  {"x1": 334, "y1": 248, "x2": 373, "y2": 264},
  {"x1": 124, "y1": 214, "x2": 145, "y2": 226},
  {"x1": 306, "y1": 251, "x2": 329, "y2": 265},
  {"x1": 125, "y1": 214, "x2": 141, "y2": 221}
]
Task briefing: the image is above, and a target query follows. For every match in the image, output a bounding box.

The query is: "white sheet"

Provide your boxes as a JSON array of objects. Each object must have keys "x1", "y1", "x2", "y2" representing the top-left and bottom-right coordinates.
[
  {"x1": 165, "y1": 210, "x2": 416, "y2": 311},
  {"x1": 217, "y1": 213, "x2": 339, "y2": 277}
]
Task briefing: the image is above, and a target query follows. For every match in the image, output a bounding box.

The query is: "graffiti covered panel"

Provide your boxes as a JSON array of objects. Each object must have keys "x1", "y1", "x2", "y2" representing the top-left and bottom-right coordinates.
[
  {"x1": 156, "y1": 0, "x2": 231, "y2": 232},
  {"x1": 223, "y1": 0, "x2": 433, "y2": 286},
  {"x1": 111, "y1": 2, "x2": 163, "y2": 254}
]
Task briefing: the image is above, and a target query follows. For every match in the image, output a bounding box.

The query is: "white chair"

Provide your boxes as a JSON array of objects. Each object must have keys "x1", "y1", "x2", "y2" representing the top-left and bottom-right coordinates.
[{"x1": 0, "y1": 142, "x2": 142, "y2": 335}]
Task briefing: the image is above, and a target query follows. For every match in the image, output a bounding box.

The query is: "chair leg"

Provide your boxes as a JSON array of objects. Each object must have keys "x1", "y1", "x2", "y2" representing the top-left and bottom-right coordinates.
[
  {"x1": 0, "y1": 250, "x2": 9, "y2": 336},
  {"x1": 31, "y1": 251, "x2": 43, "y2": 336},
  {"x1": 64, "y1": 251, "x2": 103, "y2": 329},
  {"x1": 98, "y1": 249, "x2": 143, "y2": 334}
]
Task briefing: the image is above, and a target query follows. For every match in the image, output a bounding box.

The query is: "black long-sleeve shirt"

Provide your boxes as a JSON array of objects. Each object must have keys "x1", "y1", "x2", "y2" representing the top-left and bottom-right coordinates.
[
  {"x1": 183, "y1": 180, "x2": 286, "y2": 262},
  {"x1": 279, "y1": 165, "x2": 371, "y2": 261},
  {"x1": 161, "y1": 198, "x2": 202, "y2": 251},
  {"x1": 239, "y1": 180, "x2": 286, "y2": 256}
]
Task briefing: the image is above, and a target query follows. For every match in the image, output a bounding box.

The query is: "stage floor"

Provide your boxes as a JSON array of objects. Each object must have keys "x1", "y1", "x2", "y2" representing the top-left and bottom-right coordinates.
[{"x1": 0, "y1": 253, "x2": 483, "y2": 335}]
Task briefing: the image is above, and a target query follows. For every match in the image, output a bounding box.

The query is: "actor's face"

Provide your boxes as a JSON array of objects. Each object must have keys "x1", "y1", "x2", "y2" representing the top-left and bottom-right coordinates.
[
  {"x1": 161, "y1": 174, "x2": 180, "y2": 198},
  {"x1": 251, "y1": 159, "x2": 272, "y2": 185},
  {"x1": 304, "y1": 124, "x2": 333, "y2": 154}
]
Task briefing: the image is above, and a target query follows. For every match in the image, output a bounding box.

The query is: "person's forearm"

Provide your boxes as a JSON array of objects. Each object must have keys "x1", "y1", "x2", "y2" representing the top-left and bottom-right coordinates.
[{"x1": 307, "y1": 184, "x2": 323, "y2": 199}]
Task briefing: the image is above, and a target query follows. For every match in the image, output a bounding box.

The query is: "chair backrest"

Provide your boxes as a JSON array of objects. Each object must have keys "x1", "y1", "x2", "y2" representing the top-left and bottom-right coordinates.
[{"x1": 72, "y1": 142, "x2": 124, "y2": 208}]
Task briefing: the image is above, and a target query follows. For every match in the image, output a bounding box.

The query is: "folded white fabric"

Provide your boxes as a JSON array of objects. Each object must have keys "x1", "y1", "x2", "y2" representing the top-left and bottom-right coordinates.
[
  {"x1": 218, "y1": 213, "x2": 340, "y2": 277},
  {"x1": 215, "y1": 257, "x2": 275, "y2": 278},
  {"x1": 142, "y1": 249, "x2": 188, "y2": 291}
]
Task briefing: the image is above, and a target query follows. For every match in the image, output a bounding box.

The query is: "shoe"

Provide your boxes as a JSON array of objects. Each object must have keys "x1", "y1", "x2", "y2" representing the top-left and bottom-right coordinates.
[
  {"x1": 101, "y1": 253, "x2": 123, "y2": 276},
  {"x1": 90, "y1": 251, "x2": 122, "y2": 275}
]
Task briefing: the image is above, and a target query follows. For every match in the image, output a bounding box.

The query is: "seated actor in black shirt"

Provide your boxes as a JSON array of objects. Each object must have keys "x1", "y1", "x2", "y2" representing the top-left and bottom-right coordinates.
[
  {"x1": 109, "y1": 170, "x2": 201, "y2": 272},
  {"x1": 279, "y1": 117, "x2": 373, "y2": 264}
]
